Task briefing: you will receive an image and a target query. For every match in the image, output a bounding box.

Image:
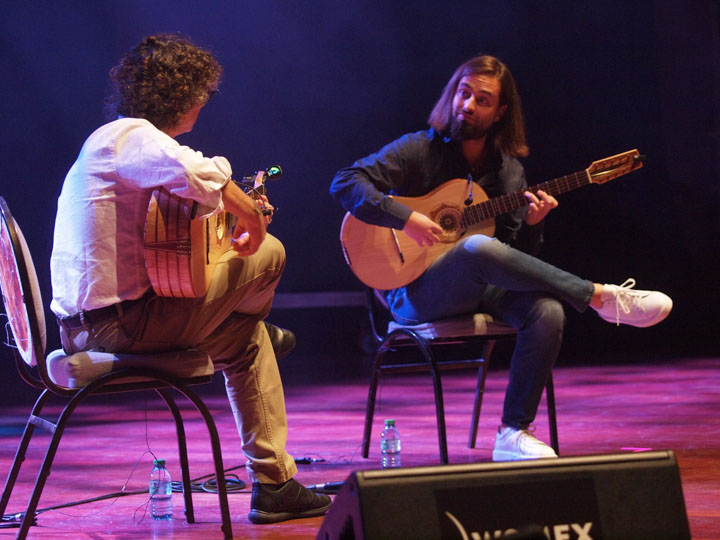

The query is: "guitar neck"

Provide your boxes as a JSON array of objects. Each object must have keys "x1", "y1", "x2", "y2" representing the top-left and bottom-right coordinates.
[{"x1": 463, "y1": 169, "x2": 591, "y2": 226}]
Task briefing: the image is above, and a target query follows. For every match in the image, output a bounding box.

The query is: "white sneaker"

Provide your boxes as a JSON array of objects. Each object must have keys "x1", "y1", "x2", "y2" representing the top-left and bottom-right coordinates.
[
  {"x1": 492, "y1": 425, "x2": 558, "y2": 461},
  {"x1": 593, "y1": 278, "x2": 673, "y2": 327}
]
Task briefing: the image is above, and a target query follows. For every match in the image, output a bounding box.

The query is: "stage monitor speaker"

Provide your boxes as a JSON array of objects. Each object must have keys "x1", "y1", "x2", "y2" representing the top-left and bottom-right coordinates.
[{"x1": 316, "y1": 450, "x2": 689, "y2": 540}]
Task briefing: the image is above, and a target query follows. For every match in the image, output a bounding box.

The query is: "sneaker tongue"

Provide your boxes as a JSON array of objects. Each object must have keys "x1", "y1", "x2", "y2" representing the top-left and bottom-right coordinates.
[{"x1": 600, "y1": 284, "x2": 615, "y2": 303}]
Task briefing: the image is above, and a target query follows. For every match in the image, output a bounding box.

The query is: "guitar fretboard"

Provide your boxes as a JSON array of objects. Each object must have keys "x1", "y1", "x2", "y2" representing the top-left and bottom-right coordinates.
[{"x1": 462, "y1": 170, "x2": 591, "y2": 226}]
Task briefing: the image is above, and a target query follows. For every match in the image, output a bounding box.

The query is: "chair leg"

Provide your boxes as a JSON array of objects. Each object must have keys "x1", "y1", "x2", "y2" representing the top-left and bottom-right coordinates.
[
  {"x1": 546, "y1": 374, "x2": 560, "y2": 455},
  {"x1": 361, "y1": 350, "x2": 383, "y2": 459},
  {"x1": 2, "y1": 376, "x2": 233, "y2": 540},
  {"x1": 386, "y1": 330, "x2": 450, "y2": 465},
  {"x1": 424, "y1": 345, "x2": 449, "y2": 465},
  {"x1": 156, "y1": 388, "x2": 195, "y2": 524},
  {"x1": 16, "y1": 384, "x2": 97, "y2": 539},
  {"x1": 366, "y1": 330, "x2": 451, "y2": 465},
  {"x1": 468, "y1": 341, "x2": 494, "y2": 448},
  {"x1": 172, "y1": 384, "x2": 233, "y2": 540},
  {"x1": 0, "y1": 390, "x2": 52, "y2": 520}
]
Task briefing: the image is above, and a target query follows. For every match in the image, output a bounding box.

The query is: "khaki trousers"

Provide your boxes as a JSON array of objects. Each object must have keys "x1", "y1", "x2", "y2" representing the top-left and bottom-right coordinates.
[{"x1": 59, "y1": 234, "x2": 298, "y2": 484}]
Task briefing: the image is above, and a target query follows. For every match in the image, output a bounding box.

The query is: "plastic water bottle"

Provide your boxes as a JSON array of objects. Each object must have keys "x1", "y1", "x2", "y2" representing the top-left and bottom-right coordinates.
[
  {"x1": 149, "y1": 459, "x2": 173, "y2": 520},
  {"x1": 380, "y1": 419, "x2": 402, "y2": 468}
]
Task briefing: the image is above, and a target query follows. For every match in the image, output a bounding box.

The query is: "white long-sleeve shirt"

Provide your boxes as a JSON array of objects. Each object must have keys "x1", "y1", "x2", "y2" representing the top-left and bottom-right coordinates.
[{"x1": 51, "y1": 117, "x2": 232, "y2": 317}]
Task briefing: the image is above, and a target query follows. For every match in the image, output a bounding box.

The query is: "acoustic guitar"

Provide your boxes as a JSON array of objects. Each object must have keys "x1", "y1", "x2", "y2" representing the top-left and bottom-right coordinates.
[
  {"x1": 144, "y1": 166, "x2": 281, "y2": 298},
  {"x1": 339, "y1": 149, "x2": 643, "y2": 290}
]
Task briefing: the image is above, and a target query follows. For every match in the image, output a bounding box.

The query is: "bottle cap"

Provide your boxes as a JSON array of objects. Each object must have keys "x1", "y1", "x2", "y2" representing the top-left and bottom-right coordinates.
[
  {"x1": 153, "y1": 459, "x2": 166, "y2": 467},
  {"x1": 384, "y1": 419, "x2": 395, "y2": 427}
]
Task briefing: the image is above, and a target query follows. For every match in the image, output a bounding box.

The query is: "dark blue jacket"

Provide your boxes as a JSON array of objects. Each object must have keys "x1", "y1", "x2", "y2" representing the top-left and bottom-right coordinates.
[{"x1": 330, "y1": 128, "x2": 542, "y2": 253}]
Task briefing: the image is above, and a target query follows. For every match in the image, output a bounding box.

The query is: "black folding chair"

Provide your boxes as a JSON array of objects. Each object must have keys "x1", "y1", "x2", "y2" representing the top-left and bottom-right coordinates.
[
  {"x1": 0, "y1": 196, "x2": 232, "y2": 539},
  {"x1": 362, "y1": 288, "x2": 559, "y2": 464}
]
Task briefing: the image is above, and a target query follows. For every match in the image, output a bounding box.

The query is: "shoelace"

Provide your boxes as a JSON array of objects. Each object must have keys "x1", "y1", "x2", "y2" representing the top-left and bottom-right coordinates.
[
  {"x1": 502, "y1": 424, "x2": 538, "y2": 437},
  {"x1": 610, "y1": 278, "x2": 643, "y2": 325},
  {"x1": 504, "y1": 425, "x2": 540, "y2": 443},
  {"x1": 517, "y1": 425, "x2": 547, "y2": 451}
]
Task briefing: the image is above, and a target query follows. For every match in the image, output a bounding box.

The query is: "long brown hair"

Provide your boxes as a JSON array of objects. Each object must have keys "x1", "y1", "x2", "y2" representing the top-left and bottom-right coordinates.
[
  {"x1": 428, "y1": 55, "x2": 529, "y2": 158},
  {"x1": 105, "y1": 34, "x2": 222, "y2": 130}
]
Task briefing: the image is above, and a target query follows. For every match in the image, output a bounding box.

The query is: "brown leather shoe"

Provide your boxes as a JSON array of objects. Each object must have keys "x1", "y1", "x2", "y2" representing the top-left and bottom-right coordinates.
[
  {"x1": 248, "y1": 478, "x2": 331, "y2": 524},
  {"x1": 264, "y1": 322, "x2": 296, "y2": 360}
]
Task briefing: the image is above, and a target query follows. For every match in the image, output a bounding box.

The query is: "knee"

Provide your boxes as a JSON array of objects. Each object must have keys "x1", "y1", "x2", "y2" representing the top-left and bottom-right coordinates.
[
  {"x1": 462, "y1": 234, "x2": 494, "y2": 252},
  {"x1": 524, "y1": 297, "x2": 566, "y2": 338},
  {"x1": 261, "y1": 233, "x2": 286, "y2": 269},
  {"x1": 460, "y1": 234, "x2": 498, "y2": 258}
]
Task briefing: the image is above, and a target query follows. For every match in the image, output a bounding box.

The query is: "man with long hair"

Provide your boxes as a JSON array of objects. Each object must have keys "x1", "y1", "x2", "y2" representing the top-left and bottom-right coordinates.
[
  {"x1": 330, "y1": 54, "x2": 672, "y2": 460},
  {"x1": 51, "y1": 34, "x2": 330, "y2": 523}
]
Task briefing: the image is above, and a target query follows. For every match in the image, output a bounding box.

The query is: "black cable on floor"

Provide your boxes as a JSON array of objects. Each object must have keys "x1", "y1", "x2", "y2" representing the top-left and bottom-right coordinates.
[
  {"x1": 2, "y1": 468, "x2": 248, "y2": 522},
  {"x1": 170, "y1": 474, "x2": 246, "y2": 494},
  {"x1": 3, "y1": 455, "x2": 330, "y2": 523}
]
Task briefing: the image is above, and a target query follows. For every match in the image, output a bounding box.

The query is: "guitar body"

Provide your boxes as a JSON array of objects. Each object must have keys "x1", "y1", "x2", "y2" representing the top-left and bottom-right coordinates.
[
  {"x1": 339, "y1": 149, "x2": 643, "y2": 290},
  {"x1": 144, "y1": 189, "x2": 235, "y2": 298},
  {"x1": 340, "y1": 178, "x2": 495, "y2": 290}
]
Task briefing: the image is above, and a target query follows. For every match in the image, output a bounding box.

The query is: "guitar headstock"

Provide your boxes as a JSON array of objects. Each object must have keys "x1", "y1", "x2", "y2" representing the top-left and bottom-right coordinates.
[{"x1": 586, "y1": 149, "x2": 644, "y2": 184}]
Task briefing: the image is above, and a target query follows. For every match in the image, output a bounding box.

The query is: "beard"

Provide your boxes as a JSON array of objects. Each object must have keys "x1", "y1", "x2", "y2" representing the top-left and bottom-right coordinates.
[{"x1": 449, "y1": 115, "x2": 491, "y2": 141}]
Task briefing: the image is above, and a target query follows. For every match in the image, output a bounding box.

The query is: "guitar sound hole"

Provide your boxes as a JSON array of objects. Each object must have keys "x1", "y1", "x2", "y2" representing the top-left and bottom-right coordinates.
[{"x1": 437, "y1": 213, "x2": 458, "y2": 232}]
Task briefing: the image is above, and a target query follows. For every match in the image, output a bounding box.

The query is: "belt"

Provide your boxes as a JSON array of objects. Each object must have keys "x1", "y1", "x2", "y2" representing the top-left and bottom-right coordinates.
[{"x1": 58, "y1": 293, "x2": 152, "y2": 331}]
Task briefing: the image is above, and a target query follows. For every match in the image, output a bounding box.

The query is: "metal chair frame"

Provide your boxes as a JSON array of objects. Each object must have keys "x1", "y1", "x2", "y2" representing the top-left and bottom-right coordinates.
[
  {"x1": 0, "y1": 196, "x2": 232, "y2": 539},
  {"x1": 361, "y1": 288, "x2": 559, "y2": 464}
]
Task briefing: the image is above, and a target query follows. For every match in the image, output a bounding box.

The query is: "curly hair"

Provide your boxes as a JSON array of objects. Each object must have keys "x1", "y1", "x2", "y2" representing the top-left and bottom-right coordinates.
[
  {"x1": 428, "y1": 55, "x2": 529, "y2": 158},
  {"x1": 104, "y1": 34, "x2": 223, "y2": 130}
]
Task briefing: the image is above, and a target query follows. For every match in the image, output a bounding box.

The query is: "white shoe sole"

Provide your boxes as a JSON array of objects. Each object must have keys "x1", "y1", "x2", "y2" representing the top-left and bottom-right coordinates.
[
  {"x1": 598, "y1": 302, "x2": 672, "y2": 328},
  {"x1": 492, "y1": 449, "x2": 558, "y2": 461}
]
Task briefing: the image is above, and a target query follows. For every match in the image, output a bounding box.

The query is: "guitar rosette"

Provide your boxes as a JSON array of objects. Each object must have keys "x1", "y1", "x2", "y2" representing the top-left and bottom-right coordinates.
[{"x1": 430, "y1": 203, "x2": 466, "y2": 244}]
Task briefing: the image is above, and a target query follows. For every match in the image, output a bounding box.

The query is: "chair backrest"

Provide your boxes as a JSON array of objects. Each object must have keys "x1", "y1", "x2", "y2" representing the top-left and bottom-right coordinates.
[
  {"x1": 1, "y1": 196, "x2": 215, "y2": 396},
  {"x1": 0, "y1": 196, "x2": 46, "y2": 368}
]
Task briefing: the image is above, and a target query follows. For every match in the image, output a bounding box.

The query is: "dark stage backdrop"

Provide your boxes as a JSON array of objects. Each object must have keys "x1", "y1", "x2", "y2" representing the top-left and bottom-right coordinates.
[{"x1": 1, "y1": 1, "x2": 718, "y2": 399}]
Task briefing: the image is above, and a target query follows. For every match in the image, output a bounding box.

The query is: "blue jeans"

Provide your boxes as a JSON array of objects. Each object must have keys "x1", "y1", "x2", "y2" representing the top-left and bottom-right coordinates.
[{"x1": 386, "y1": 234, "x2": 594, "y2": 430}]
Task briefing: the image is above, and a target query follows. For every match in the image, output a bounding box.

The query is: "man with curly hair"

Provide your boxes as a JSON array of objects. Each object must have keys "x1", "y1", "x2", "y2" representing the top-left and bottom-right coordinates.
[{"x1": 50, "y1": 34, "x2": 330, "y2": 524}]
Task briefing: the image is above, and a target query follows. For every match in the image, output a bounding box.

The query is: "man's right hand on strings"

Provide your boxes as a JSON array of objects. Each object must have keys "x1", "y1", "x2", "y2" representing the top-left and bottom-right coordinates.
[{"x1": 403, "y1": 211, "x2": 443, "y2": 247}]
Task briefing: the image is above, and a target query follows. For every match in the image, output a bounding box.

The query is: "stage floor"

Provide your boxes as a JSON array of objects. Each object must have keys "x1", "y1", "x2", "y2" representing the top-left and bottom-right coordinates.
[{"x1": 1, "y1": 357, "x2": 718, "y2": 539}]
